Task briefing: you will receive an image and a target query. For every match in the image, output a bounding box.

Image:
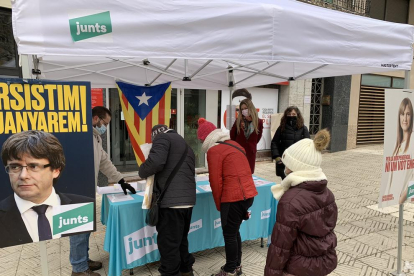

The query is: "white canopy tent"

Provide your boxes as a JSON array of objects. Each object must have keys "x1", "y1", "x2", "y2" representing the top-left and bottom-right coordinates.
[
  {"x1": 11, "y1": 0, "x2": 414, "y2": 89},
  {"x1": 10, "y1": 1, "x2": 414, "y2": 275}
]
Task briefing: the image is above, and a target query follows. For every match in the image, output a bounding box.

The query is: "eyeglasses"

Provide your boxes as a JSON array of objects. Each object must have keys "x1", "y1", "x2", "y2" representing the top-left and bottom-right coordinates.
[
  {"x1": 100, "y1": 117, "x2": 109, "y2": 127},
  {"x1": 5, "y1": 163, "x2": 51, "y2": 174}
]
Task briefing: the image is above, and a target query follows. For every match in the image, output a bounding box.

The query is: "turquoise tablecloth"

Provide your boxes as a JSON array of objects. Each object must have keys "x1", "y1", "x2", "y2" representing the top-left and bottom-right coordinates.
[{"x1": 101, "y1": 175, "x2": 278, "y2": 276}]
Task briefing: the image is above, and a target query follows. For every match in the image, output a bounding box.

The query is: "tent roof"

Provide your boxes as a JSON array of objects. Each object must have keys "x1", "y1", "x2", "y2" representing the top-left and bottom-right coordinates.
[{"x1": 12, "y1": 0, "x2": 414, "y2": 88}]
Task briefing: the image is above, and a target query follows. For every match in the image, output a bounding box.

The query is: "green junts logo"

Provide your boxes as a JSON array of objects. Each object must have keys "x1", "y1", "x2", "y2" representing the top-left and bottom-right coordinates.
[
  {"x1": 69, "y1": 11, "x2": 112, "y2": 42},
  {"x1": 53, "y1": 203, "x2": 94, "y2": 235}
]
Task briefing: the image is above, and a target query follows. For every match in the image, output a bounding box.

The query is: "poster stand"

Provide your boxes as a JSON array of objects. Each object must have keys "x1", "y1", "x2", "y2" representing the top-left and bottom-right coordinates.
[
  {"x1": 39, "y1": 241, "x2": 49, "y2": 276},
  {"x1": 391, "y1": 70, "x2": 411, "y2": 276}
]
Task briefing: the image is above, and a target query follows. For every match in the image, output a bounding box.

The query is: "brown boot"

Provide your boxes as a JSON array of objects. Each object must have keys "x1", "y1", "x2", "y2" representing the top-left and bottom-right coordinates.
[
  {"x1": 71, "y1": 269, "x2": 101, "y2": 276},
  {"x1": 88, "y1": 259, "x2": 102, "y2": 271}
]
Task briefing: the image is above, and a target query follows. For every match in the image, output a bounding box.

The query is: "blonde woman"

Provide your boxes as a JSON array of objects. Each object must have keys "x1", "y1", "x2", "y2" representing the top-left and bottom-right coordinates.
[{"x1": 230, "y1": 97, "x2": 263, "y2": 174}]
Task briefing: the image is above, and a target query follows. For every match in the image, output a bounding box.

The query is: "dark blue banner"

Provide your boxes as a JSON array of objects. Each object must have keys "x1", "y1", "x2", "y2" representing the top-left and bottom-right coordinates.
[{"x1": 0, "y1": 78, "x2": 95, "y2": 200}]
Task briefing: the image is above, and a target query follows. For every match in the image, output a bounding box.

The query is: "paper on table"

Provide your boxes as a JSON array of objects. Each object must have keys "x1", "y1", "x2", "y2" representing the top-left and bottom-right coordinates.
[
  {"x1": 196, "y1": 175, "x2": 209, "y2": 182},
  {"x1": 198, "y1": 185, "x2": 212, "y2": 192},
  {"x1": 97, "y1": 183, "x2": 142, "y2": 195},
  {"x1": 108, "y1": 194, "x2": 134, "y2": 203},
  {"x1": 254, "y1": 180, "x2": 272, "y2": 187}
]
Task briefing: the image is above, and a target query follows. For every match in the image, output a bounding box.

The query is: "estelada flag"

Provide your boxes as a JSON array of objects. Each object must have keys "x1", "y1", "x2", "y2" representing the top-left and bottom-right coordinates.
[{"x1": 116, "y1": 81, "x2": 171, "y2": 165}]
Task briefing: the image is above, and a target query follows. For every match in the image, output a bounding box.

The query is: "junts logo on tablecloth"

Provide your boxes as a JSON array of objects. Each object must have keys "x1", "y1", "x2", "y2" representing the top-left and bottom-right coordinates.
[
  {"x1": 214, "y1": 218, "x2": 221, "y2": 229},
  {"x1": 124, "y1": 226, "x2": 158, "y2": 264},
  {"x1": 189, "y1": 219, "x2": 202, "y2": 234},
  {"x1": 261, "y1": 209, "x2": 271, "y2": 219}
]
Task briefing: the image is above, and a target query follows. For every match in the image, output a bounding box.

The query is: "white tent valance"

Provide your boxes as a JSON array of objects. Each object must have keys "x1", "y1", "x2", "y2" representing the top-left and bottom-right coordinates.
[{"x1": 12, "y1": 0, "x2": 414, "y2": 88}]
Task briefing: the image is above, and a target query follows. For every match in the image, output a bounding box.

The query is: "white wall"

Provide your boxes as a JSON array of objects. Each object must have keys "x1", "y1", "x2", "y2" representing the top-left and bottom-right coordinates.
[{"x1": 221, "y1": 87, "x2": 278, "y2": 150}]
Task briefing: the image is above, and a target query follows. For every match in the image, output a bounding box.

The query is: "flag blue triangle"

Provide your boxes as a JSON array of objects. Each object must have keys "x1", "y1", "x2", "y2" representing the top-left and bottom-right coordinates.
[{"x1": 116, "y1": 81, "x2": 171, "y2": 120}]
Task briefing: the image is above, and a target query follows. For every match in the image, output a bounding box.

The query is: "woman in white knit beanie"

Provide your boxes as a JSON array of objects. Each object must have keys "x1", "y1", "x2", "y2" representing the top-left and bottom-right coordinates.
[{"x1": 265, "y1": 129, "x2": 338, "y2": 276}]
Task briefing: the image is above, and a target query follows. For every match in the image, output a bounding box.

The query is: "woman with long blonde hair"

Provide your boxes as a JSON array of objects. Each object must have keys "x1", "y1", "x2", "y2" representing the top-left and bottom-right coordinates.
[{"x1": 230, "y1": 96, "x2": 263, "y2": 174}]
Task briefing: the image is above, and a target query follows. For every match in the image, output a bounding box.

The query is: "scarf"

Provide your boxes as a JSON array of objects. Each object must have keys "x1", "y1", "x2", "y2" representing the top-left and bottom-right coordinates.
[
  {"x1": 202, "y1": 129, "x2": 231, "y2": 153},
  {"x1": 270, "y1": 169, "x2": 327, "y2": 200},
  {"x1": 244, "y1": 120, "x2": 254, "y2": 139}
]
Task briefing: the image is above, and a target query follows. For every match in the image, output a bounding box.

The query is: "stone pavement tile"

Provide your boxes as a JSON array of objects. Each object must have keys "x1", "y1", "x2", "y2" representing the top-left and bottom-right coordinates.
[
  {"x1": 366, "y1": 204, "x2": 400, "y2": 214},
  {"x1": 0, "y1": 250, "x2": 21, "y2": 272},
  {"x1": 346, "y1": 206, "x2": 385, "y2": 218},
  {"x1": 121, "y1": 265, "x2": 151, "y2": 276},
  {"x1": 334, "y1": 222, "x2": 373, "y2": 239},
  {"x1": 353, "y1": 232, "x2": 398, "y2": 251},
  {"x1": 345, "y1": 196, "x2": 377, "y2": 207},
  {"x1": 349, "y1": 218, "x2": 396, "y2": 233},
  {"x1": 383, "y1": 245, "x2": 414, "y2": 262},
  {"x1": 331, "y1": 260, "x2": 369, "y2": 276},
  {"x1": 335, "y1": 232, "x2": 350, "y2": 242},
  {"x1": 357, "y1": 251, "x2": 398, "y2": 274},
  {"x1": 336, "y1": 199, "x2": 364, "y2": 210},
  {"x1": 336, "y1": 210, "x2": 370, "y2": 225},
  {"x1": 390, "y1": 210, "x2": 414, "y2": 223},
  {"x1": 336, "y1": 238, "x2": 381, "y2": 260}
]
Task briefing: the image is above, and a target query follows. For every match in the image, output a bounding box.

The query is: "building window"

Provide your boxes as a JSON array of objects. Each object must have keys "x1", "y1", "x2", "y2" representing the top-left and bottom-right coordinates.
[
  {"x1": 0, "y1": 8, "x2": 21, "y2": 77},
  {"x1": 361, "y1": 75, "x2": 392, "y2": 87},
  {"x1": 310, "y1": 78, "x2": 323, "y2": 135}
]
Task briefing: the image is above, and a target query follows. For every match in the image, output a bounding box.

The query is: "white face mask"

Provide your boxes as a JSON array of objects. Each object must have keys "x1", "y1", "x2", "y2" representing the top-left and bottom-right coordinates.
[{"x1": 242, "y1": 109, "x2": 249, "y2": 117}]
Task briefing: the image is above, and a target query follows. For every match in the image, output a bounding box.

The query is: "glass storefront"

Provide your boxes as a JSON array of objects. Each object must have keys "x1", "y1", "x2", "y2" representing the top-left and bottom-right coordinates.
[{"x1": 108, "y1": 88, "x2": 209, "y2": 171}]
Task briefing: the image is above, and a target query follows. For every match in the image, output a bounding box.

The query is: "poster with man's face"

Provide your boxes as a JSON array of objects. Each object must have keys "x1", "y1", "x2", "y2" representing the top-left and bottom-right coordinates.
[
  {"x1": 379, "y1": 89, "x2": 414, "y2": 208},
  {"x1": 0, "y1": 78, "x2": 96, "y2": 248}
]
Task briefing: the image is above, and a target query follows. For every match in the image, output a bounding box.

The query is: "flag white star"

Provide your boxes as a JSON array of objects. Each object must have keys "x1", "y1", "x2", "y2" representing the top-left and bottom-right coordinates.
[{"x1": 136, "y1": 92, "x2": 152, "y2": 106}]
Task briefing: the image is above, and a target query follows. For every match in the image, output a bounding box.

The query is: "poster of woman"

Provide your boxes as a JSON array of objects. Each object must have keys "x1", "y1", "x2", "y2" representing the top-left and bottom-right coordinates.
[{"x1": 379, "y1": 90, "x2": 414, "y2": 208}]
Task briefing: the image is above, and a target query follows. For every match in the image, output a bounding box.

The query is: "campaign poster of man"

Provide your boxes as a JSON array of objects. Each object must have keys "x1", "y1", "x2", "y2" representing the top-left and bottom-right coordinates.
[{"x1": 0, "y1": 78, "x2": 96, "y2": 248}]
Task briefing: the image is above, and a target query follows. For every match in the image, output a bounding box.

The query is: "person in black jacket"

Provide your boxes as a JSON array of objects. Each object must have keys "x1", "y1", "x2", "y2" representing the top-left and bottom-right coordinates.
[
  {"x1": 271, "y1": 106, "x2": 310, "y2": 180},
  {"x1": 139, "y1": 125, "x2": 196, "y2": 276}
]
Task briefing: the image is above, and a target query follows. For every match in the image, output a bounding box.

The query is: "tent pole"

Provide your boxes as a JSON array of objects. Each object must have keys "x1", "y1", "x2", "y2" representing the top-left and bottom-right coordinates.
[
  {"x1": 228, "y1": 68, "x2": 234, "y2": 130},
  {"x1": 392, "y1": 70, "x2": 410, "y2": 276},
  {"x1": 26, "y1": 54, "x2": 49, "y2": 276}
]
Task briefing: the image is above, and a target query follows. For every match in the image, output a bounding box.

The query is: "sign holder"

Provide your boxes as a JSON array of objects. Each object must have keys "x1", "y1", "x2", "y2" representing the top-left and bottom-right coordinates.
[
  {"x1": 391, "y1": 70, "x2": 410, "y2": 276},
  {"x1": 39, "y1": 241, "x2": 49, "y2": 276}
]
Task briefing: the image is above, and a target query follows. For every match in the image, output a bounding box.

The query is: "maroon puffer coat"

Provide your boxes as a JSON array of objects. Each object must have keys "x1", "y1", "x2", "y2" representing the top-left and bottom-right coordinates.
[{"x1": 264, "y1": 180, "x2": 338, "y2": 276}]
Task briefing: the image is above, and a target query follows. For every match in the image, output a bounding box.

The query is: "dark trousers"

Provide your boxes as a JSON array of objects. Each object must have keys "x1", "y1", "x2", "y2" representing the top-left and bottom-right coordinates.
[
  {"x1": 221, "y1": 198, "x2": 254, "y2": 273},
  {"x1": 276, "y1": 162, "x2": 286, "y2": 180},
  {"x1": 156, "y1": 207, "x2": 195, "y2": 276}
]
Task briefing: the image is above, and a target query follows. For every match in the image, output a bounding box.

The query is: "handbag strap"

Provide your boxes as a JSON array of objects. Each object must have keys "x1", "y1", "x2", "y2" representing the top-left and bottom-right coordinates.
[
  {"x1": 216, "y1": 141, "x2": 246, "y2": 156},
  {"x1": 157, "y1": 144, "x2": 189, "y2": 203}
]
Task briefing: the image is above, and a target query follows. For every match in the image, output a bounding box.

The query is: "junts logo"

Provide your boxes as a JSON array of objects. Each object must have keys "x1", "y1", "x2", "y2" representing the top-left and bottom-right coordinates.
[
  {"x1": 189, "y1": 219, "x2": 202, "y2": 234},
  {"x1": 214, "y1": 218, "x2": 221, "y2": 229},
  {"x1": 124, "y1": 226, "x2": 158, "y2": 264},
  {"x1": 261, "y1": 209, "x2": 271, "y2": 219},
  {"x1": 69, "y1": 11, "x2": 112, "y2": 42}
]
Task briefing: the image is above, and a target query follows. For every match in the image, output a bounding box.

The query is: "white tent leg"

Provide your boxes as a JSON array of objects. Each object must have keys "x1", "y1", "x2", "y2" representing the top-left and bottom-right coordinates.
[
  {"x1": 392, "y1": 70, "x2": 410, "y2": 276},
  {"x1": 228, "y1": 68, "x2": 234, "y2": 130}
]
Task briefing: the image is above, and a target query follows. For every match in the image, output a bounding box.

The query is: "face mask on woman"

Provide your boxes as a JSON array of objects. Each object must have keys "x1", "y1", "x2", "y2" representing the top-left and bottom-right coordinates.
[
  {"x1": 242, "y1": 109, "x2": 249, "y2": 117},
  {"x1": 287, "y1": 116, "x2": 297, "y2": 126},
  {"x1": 96, "y1": 124, "x2": 107, "y2": 135}
]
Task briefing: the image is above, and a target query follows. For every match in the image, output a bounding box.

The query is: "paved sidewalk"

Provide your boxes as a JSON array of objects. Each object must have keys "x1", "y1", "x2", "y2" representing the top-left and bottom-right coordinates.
[{"x1": 1, "y1": 144, "x2": 414, "y2": 276}]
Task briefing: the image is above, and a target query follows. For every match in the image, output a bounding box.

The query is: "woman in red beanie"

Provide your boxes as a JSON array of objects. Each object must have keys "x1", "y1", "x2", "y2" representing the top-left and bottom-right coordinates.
[
  {"x1": 198, "y1": 118, "x2": 258, "y2": 276},
  {"x1": 230, "y1": 97, "x2": 263, "y2": 174}
]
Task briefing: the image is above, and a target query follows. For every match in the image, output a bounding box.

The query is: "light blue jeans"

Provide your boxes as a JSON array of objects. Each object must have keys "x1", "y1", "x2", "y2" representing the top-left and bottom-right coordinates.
[{"x1": 69, "y1": 233, "x2": 90, "y2": 272}]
